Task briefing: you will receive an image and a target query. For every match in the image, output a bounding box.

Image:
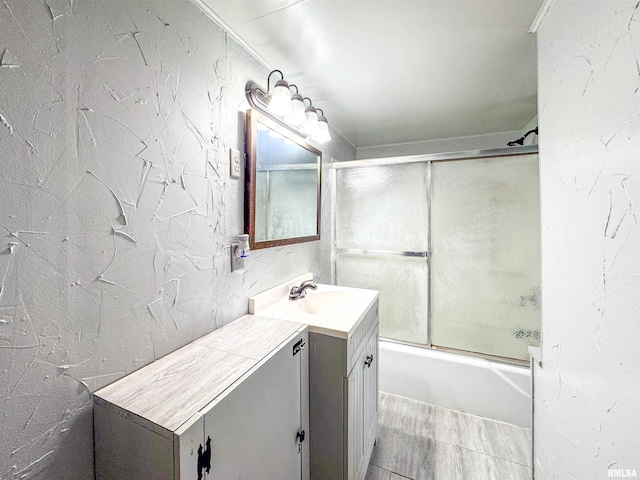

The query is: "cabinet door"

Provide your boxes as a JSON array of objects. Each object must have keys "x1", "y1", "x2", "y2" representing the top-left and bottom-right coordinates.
[
  {"x1": 346, "y1": 354, "x2": 364, "y2": 480},
  {"x1": 348, "y1": 325, "x2": 379, "y2": 480},
  {"x1": 176, "y1": 416, "x2": 204, "y2": 480},
  {"x1": 363, "y1": 326, "x2": 379, "y2": 458},
  {"x1": 204, "y1": 333, "x2": 307, "y2": 480}
]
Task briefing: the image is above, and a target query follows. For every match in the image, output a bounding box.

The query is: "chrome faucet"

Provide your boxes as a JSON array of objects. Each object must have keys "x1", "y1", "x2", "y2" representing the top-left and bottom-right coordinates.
[{"x1": 289, "y1": 280, "x2": 317, "y2": 300}]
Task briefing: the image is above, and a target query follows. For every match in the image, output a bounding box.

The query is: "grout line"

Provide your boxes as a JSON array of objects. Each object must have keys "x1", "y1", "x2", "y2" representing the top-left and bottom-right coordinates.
[
  {"x1": 453, "y1": 443, "x2": 532, "y2": 469},
  {"x1": 369, "y1": 464, "x2": 414, "y2": 480},
  {"x1": 390, "y1": 474, "x2": 413, "y2": 479},
  {"x1": 389, "y1": 472, "x2": 413, "y2": 479}
]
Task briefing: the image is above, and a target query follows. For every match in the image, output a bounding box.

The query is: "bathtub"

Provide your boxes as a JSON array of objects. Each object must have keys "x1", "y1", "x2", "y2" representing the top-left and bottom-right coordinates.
[{"x1": 378, "y1": 340, "x2": 531, "y2": 427}]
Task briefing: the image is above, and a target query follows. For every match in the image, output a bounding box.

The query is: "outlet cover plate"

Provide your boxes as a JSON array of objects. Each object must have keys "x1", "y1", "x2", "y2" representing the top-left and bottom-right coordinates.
[{"x1": 230, "y1": 148, "x2": 241, "y2": 179}]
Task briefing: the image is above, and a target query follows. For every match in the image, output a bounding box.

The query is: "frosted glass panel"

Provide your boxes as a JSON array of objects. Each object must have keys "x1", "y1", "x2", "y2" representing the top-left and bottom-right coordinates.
[
  {"x1": 336, "y1": 254, "x2": 429, "y2": 344},
  {"x1": 256, "y1": 169, "x2": 318, "y2": 241},
  {"x1": 430, "y1": 155, "x2": 541, "y2": 361},
  {"x1": 255, "y1": 172, "x2": 268, "y2": 240},
  {"x1": 336, "y1": 164, "x2": 428, "y2": 251}
]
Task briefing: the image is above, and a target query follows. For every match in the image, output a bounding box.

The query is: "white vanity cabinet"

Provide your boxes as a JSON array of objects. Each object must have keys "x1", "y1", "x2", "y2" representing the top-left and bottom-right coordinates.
[
  {"x1": 249, "y1": 277, "x2": 380, "y2": 480},
  {"x1": 309, "y1": 300, "x2": 379, "y2": 480},
  {"x1": 94, "y1": 315, "x2": 309, "y2": 480}
]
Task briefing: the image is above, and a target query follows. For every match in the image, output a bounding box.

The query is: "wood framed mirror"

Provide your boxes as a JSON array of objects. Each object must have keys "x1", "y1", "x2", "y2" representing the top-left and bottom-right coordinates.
[{"x1": 245, "y1": 109, "x2": 322, "y2": 250}]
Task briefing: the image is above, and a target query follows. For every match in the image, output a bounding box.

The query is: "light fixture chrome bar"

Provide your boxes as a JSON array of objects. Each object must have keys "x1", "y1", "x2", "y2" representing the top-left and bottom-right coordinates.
[
  {"x1": 337, "y1": 248, "x2": 429, "y2": 258},
  {"x1": 333, "y1": 145, "x2": 538, "y2": 169},
  {"x1": 246, "y1": 81, "x2": 306, "y2": 139},
  {"x1": 246, "y1": 79, "x2": 331, "y2": 143}
]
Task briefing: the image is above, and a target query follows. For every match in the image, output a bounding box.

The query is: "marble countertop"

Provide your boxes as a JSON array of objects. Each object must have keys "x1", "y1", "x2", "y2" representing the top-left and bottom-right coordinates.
[{"x1": 94, "y1": 315, "x2": 305, "y2": 433}]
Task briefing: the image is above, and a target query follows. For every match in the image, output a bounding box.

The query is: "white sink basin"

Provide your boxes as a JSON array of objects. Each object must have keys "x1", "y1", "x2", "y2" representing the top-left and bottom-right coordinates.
[
  {"x1": 249, "y1": 274, "x2": 379, "y2": 339},
  {"x1": 297, "y1": 291, "x2": 351, "y2": 315}
]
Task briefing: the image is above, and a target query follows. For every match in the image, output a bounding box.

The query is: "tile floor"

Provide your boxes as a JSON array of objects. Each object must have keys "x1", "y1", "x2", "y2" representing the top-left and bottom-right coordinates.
[{"x1": 367, "y1": 392, "x2": 531, "y2": 480}]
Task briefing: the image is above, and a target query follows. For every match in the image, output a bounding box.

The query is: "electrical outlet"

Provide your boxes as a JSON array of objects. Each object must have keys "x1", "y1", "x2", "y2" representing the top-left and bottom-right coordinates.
[
  {"x1": 230, "y1": 148, "x2": 241, "y2": 179},
  {"x1": 231, "y1": 256, "x2": 245, "y2": 272}
]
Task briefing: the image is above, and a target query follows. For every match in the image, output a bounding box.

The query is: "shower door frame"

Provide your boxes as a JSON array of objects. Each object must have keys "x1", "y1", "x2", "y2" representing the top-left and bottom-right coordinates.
[{"x1": 331, "y1": 145, "x2": 539, "y2": 365}]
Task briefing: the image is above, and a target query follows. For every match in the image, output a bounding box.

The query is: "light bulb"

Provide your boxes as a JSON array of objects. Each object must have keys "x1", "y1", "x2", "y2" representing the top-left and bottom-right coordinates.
[
  {"x1": 313, "y1": 115, "x2": 331, "y2": 143},
  {"x1": 301, "y1": 107, "x2": 319, "y2": 135},
  {"x1": 268, "y1": 80, "x2": 293, "y2": 117},
  {"x1": 285, "y1": 93, "x2": 306, "y2": 127}
]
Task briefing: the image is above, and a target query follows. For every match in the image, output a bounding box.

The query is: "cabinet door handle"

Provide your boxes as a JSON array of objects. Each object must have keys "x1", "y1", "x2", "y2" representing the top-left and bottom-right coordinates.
[
  {"x1": 197, "y1": 436, "x2": 212, "y2": 479},
  {"x1": 293, "y1": 338, "x2": 305, "y2": 356},
  {"x1": 364, "y1": 355, "x2": 374, "y2": 368}
]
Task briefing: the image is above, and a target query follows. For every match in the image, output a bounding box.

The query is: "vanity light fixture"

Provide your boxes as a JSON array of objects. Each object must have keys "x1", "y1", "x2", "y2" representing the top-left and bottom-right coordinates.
[{"x1": 246, "y1": 69, "x2": 332, "y2": 143}]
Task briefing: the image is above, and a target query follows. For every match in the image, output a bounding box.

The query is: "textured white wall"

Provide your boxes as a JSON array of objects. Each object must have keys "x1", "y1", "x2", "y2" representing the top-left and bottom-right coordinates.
[
  {"x1": 0, "y1": 0, "x2": 353, "y2": 477},
  {"x1": 535, "y1": 1, "x2": 640, "y2": 477}
]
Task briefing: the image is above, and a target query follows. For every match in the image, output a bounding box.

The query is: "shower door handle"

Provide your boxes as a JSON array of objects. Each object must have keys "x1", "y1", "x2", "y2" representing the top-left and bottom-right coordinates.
[{"x1": 364, "y1": 355, "x2": 374, "y2": 368}]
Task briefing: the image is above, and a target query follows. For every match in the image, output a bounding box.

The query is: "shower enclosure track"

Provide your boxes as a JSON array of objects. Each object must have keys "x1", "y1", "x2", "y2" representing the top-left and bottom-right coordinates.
[
  {"x1": 336, "y1": 248, "x2": 429, "y2": 258},
  {"x1": 332, "y1": 145, "x2": 537, "y2": 169}
]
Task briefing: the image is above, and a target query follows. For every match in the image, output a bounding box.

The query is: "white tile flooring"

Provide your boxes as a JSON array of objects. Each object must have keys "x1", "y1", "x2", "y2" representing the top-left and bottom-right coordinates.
[{"x1": 367, "y1": 393, "x2": 531, "y2": 480}]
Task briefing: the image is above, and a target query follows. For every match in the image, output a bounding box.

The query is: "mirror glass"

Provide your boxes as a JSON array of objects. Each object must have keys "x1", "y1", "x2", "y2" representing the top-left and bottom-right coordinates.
[{"x1": 246, "y1": 109, "x2": 322, "y2": 249}]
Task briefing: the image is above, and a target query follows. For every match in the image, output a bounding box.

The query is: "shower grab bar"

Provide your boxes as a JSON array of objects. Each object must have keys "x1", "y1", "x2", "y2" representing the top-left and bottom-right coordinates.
[{"x1": 336, "y1": 248, "x2": 429, "y2": 258}]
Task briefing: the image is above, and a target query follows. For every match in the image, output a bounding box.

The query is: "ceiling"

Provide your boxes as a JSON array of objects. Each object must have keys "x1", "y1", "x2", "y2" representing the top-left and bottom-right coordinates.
[{"x1": 200, "y1": 0, "x2": 541, "y2": 149}]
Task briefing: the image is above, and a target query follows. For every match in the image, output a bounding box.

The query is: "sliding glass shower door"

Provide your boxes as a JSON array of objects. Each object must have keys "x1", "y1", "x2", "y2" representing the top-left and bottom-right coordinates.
[
  {"x1": 333, "y1": 150, "x2": 541, "y2": 362},
  {"x1": 430, "y1": 155, "x2": 540, "y2": 361},
  {"x1": 334, "y1": 163, "x2": 430, "y2": 344}
]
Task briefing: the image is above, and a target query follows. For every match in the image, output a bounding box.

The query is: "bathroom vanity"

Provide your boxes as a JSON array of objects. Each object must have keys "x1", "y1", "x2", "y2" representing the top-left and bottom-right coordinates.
[
  {"x1": 93, "y1": 276, "x2": 378, "y2": 480},
  {"x1": 94, "y1": 315, "x2": 309, "y2": 480},
  {"x1": 250, "y1": 275, "x2": 379, "y2": 480}
]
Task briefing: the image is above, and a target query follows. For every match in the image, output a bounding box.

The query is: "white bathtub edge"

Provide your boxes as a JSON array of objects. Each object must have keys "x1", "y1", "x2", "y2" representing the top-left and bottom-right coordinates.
[{"x1": 379, "y1": 340, "x2": 531, "y2": 427}]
